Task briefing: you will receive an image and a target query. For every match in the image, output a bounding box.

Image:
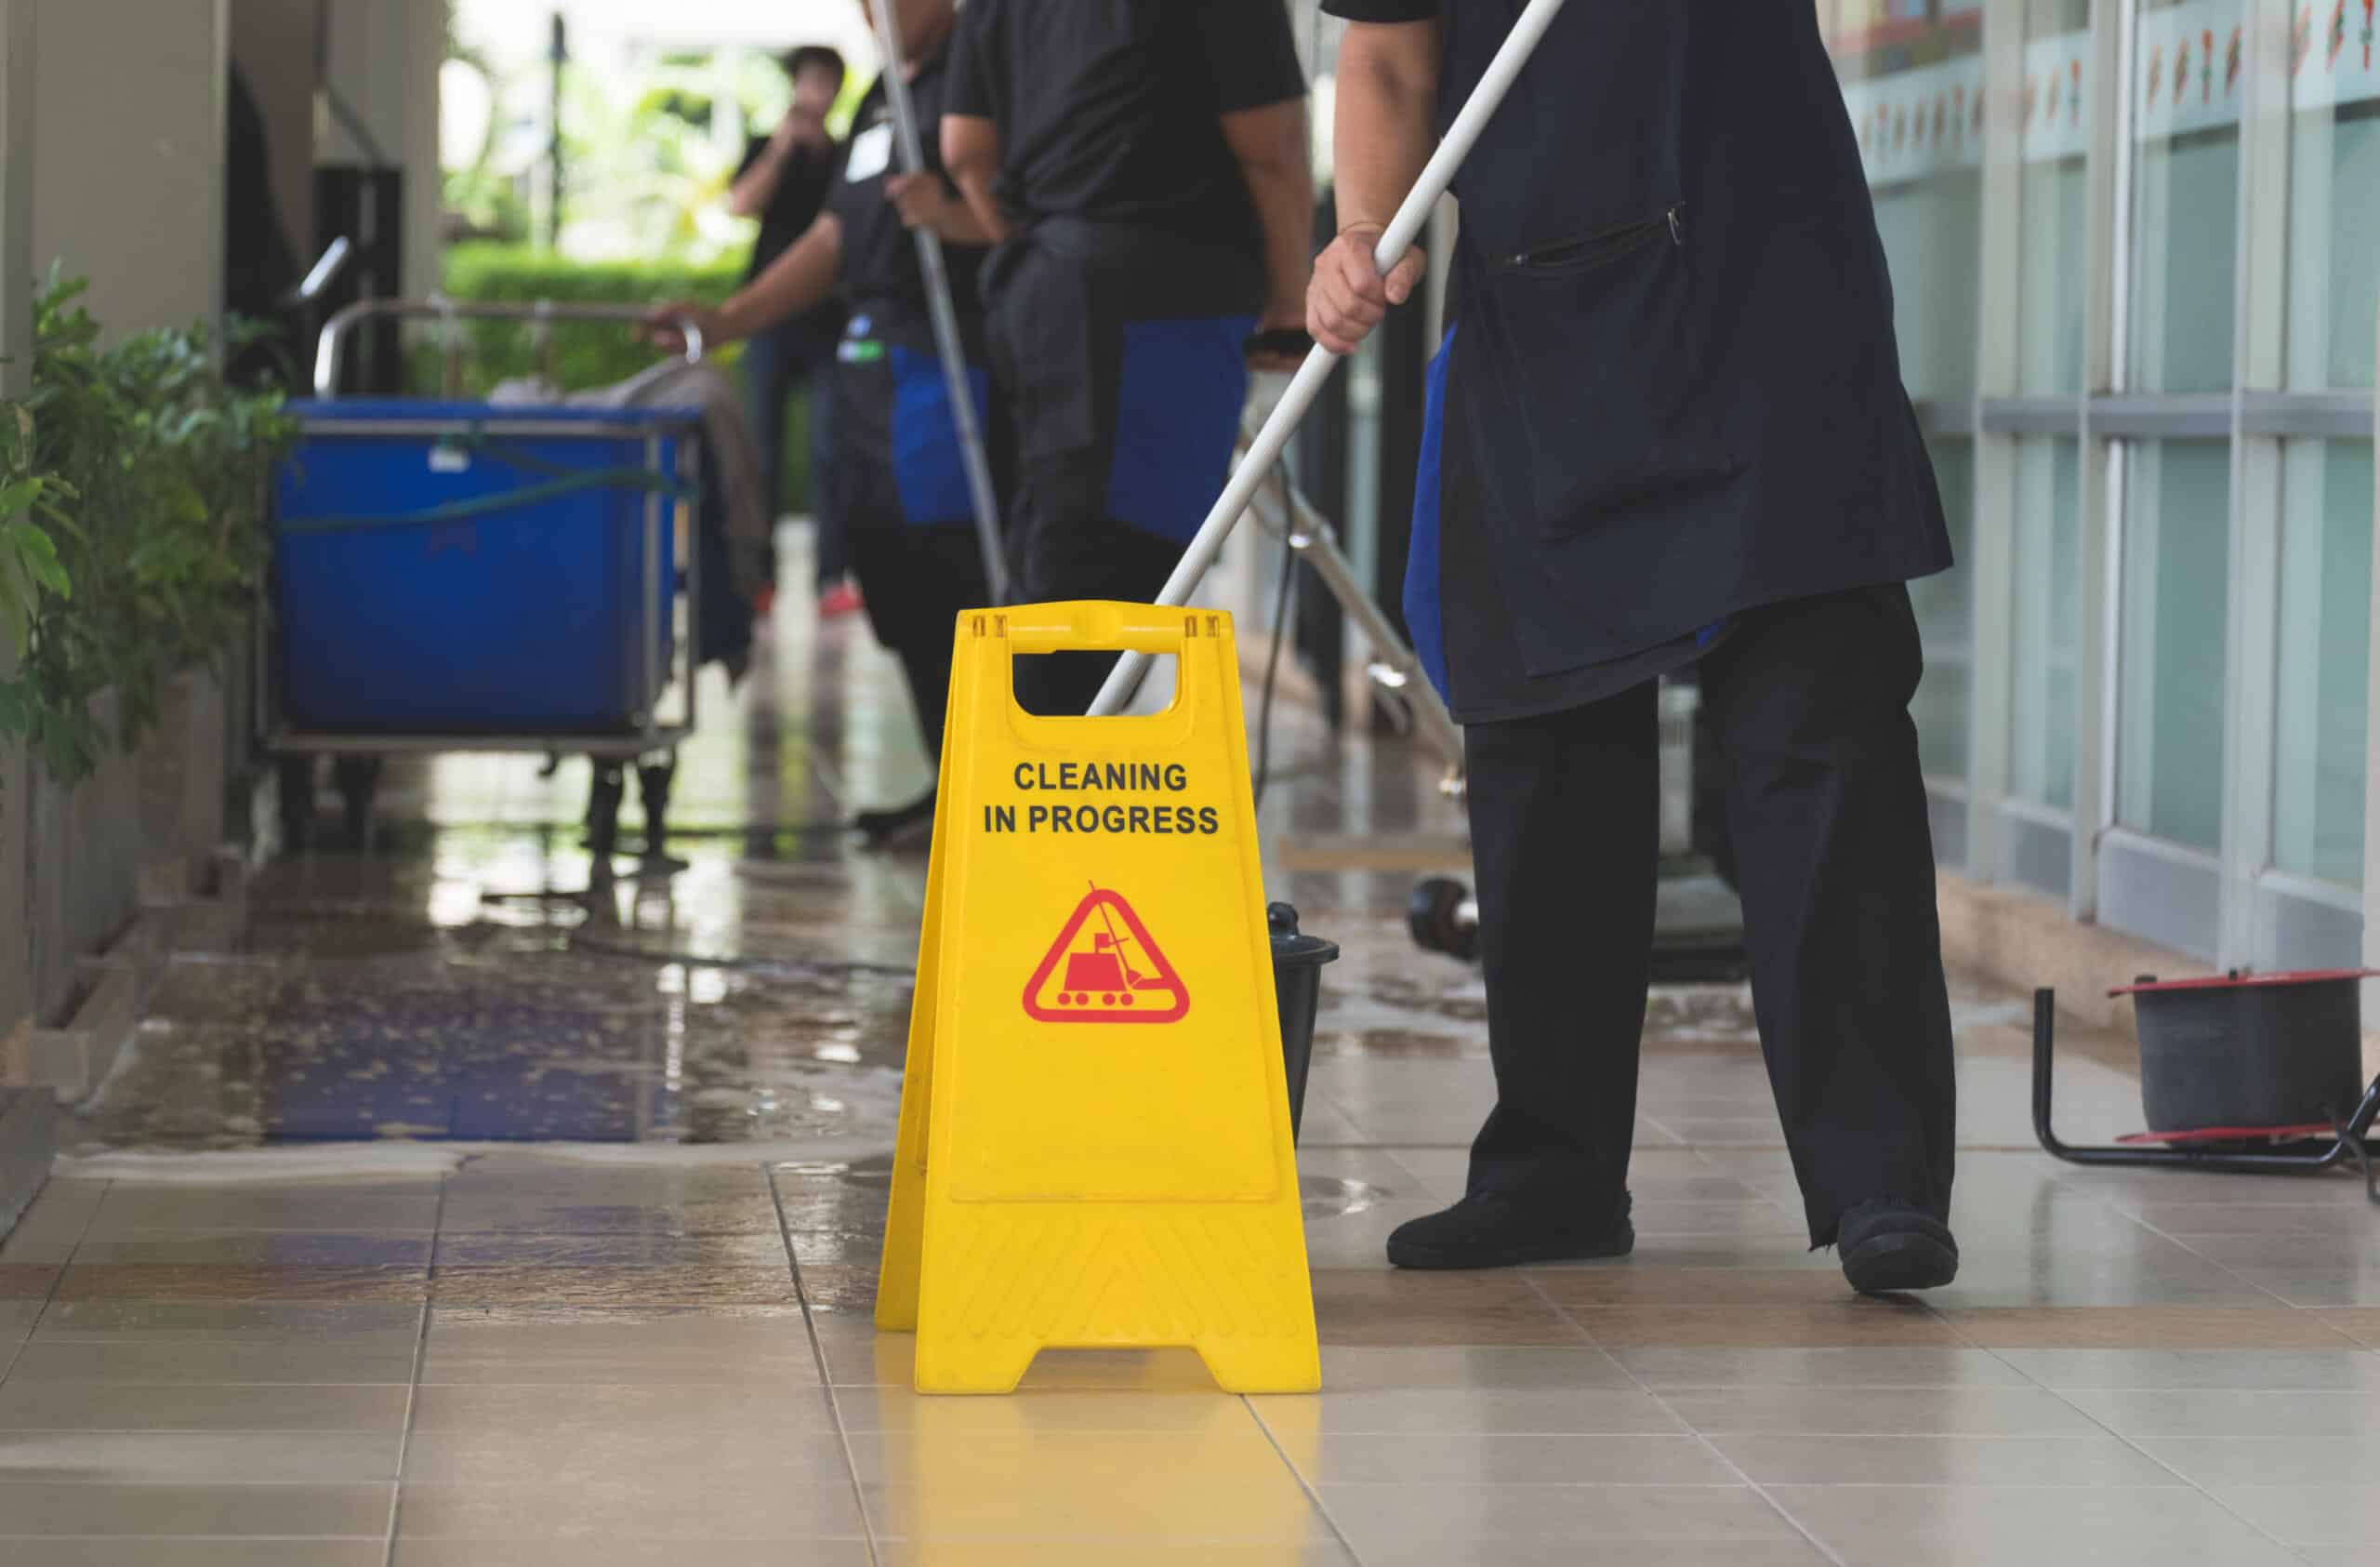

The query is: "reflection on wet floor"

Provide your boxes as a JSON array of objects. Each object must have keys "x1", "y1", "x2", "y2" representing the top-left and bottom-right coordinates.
[
  {"x1": 65, "y1": 543, "x2": 1497, "y2": 1157},
  {"x1": 16, "y1": 533, "x2": 2379, "y2": 1566}
]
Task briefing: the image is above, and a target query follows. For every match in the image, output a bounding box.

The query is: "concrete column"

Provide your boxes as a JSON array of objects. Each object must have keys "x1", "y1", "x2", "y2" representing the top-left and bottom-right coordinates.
[
  {"x1": 0, "y1": 0, "x2": 34, "y2": 1041},
  {"x1": 230, "y1": 0, "x2": 319, "y2": 266},
  {"x1": 30, "y1": 0, "x2": 227, "y2": 337},
  {"x1": 320, "y1": 0, "x2": 445, "y2": 299}
]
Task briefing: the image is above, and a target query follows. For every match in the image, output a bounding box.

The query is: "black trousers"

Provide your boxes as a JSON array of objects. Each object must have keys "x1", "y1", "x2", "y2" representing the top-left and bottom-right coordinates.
[
  {"x1": 1462, "y1": 584, "x2": 1956, "y2": 1245},
  {"x1": 1003, "y1": 456, "x2": 1183, "y2": 717},
  {"x1": 984, "y1": 219, "x2": 1258, "y2": 718},
  {"x1": 832, "y1": 352, "x2": 998, "y2": 766}
]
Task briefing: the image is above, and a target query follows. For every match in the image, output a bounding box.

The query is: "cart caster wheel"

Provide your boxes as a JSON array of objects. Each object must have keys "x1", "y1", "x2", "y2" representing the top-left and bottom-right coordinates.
[
  {"x1": 635, "y1": 762, "x2": 676, "y2": 867},
  {"x1": 1408, "y1": 877, "x2": 1480, "y2": 963},
  {"x1": 587, "y1": 763, "x2": 628, "y2": 869},
  {"x1": 276, "y1": 757, "x2": 317, "y2": 856},
  {"x1": 333, "y1": 755, "x2": 381, "y2": 854}
]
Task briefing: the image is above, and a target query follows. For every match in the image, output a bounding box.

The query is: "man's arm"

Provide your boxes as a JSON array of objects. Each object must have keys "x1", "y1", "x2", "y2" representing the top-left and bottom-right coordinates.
[
  {"x1": 1308, "y1": 19, "x2": 1438, "y2": 355},
  {"x1": 886, "y1": 171, "x2": 999, "y2": 246},
  {"x1": 729, "y1": 126, "x2": 799, "y2": 219},
  {"x1": 940, "y1": 115, "x2": 1012, "y2": 244},
  {"x1": 1219, "y1": 99, "x2": 1315, "y2": 350},
  {"x1": 641, "y1": 213, "x2": 844, "y2": 353}
]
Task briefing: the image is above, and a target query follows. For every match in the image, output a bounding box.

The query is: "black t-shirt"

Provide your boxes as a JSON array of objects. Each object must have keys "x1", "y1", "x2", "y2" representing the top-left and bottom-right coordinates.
[
  {"x1": 739, "y1": 136, "x2": 837, "y2": 280},
  {"x1": 945, "y1": 0, "x2": 1305, "y2": 244},
  {"x1": 738, "y1": 134, "x2": 845, "y2": 357},
  {"x1": 827, "y1": 47, "x2": 986, "y2": 344},
  {"x1": 1320, "y1": 0, "x2": 1433, "y2": 15}
]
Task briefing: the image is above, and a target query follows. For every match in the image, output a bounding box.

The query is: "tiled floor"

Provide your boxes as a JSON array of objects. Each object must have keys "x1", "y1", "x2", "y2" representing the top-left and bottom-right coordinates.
[{"x1": 4, "y1": 529, "x2": 2376, "y2": 1563}]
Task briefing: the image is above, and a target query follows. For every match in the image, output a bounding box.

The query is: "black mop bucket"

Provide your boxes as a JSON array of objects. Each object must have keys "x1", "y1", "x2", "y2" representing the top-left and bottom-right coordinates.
[
  {"x1": 1268, "y1": 903, "x2": 1338, "y2": 1142},
  {"x1": 2116, "y1": 970, "x2": 2373, "y2": 1144}
]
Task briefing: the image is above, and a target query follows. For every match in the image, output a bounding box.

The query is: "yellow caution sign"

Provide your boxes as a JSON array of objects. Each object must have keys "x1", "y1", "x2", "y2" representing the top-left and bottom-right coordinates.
[{"x1": 877, "y1": 601, "x2": 1319, "y2": 1396}]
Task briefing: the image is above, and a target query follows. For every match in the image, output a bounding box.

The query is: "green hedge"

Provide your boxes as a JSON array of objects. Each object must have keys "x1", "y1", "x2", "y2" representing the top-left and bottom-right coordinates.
[{"x1": 419, "y1": 244, "x2": 818, "y2": 513}]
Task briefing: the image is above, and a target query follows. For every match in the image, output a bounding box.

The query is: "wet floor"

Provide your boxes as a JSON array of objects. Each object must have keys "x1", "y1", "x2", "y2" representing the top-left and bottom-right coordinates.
[{"x1": 9, "y1": 528, "x2": 2378, "y2": 1564}]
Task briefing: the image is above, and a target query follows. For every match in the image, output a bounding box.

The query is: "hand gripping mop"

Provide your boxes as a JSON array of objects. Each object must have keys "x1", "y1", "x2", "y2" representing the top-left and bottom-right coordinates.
[
  {"x1": 1087, "y1": 0, "x2": 1572, "y2": 717},
  {"x1": 867, "y1": 0, "x2": 1009, "y2": 604}
]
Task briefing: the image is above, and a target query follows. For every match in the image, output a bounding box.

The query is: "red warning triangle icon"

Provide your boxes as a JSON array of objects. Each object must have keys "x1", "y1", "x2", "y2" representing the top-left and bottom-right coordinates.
[{"x1": 1023, "y1": 883, "x2": 1190, "y2": 1025}]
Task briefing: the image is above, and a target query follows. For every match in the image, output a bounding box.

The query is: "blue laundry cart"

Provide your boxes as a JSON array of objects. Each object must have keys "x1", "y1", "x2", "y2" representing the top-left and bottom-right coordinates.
[{"x1": 264, "y1": 299, "x2": 711, "y2": 870}]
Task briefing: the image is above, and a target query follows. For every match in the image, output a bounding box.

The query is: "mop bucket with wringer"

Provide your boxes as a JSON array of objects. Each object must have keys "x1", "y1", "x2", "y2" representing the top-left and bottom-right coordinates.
[
  {"x1": 2117, "y1": 971, "x2": 2373, "y2": 1147},
  {"x1": 2032, "y1": 970, "x2": 2380, "y2": 1197},
  {"x1": 1268, "y1": 903, "x2": 1339, "y2": 1142}
]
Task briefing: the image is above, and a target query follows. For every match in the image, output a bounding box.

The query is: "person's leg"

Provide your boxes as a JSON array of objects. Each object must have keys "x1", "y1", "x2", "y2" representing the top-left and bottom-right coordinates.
[
  {"x1": 1387, "y1": 684, "x2": 1661, "y2": 1268},
  {"x1": 1465, "y1": 684, "x2": 1663, "y2": 1192},
  {"x1": 1697, "y1": 584, "x2": 1958, "y2": 1265},
  {"x1": 849, "y1": 521, "x2": 981, "y2": 842},
  {"x1": 808, "y1": 362, "x2": 850, "y2": 594},
  {"x1": 743, "y1": 332, "x2": 788, "y2": 523}
]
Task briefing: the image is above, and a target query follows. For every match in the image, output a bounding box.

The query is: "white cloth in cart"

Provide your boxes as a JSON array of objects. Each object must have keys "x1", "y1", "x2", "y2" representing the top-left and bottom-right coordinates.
[{"x1": 488, "y1": 361, "x2": 772, "y2": 607}]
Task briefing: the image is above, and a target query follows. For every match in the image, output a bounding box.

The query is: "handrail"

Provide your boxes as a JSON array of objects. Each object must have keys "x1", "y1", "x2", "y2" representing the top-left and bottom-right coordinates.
[{"x1": 313, "y1": 297, "x2": 706, "y2": 399}]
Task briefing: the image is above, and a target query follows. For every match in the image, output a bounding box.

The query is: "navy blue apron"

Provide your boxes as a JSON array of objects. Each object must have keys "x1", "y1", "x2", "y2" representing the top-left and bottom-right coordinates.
[
  {"x1": 984, "y1": 217, "x2": 1263, "y2": 601},
  {"x1": 1428, "y1": 1, "x2": 1950, "y2": 680},
  {"x1": 834, "y1": 313, "x2": 999, "y2": 655}
]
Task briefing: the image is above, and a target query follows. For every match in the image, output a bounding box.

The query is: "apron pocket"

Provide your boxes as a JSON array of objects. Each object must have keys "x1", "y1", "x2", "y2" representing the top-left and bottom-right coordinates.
[
  {"x1": 1103, "y1": 316, "x2": 1254, "y2": 544},
  {"x1": 888, "y1": 346, "x2": 991, "y2": 528},
  {"x1": 1472, "y1": 206, "x2": 1746, "y2": 539}
]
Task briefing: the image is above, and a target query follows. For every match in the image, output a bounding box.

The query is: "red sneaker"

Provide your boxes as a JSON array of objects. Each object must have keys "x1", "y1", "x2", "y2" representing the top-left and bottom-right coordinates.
[{"x1": 818, "y1": 581, "x2": 864, "y2": 619}]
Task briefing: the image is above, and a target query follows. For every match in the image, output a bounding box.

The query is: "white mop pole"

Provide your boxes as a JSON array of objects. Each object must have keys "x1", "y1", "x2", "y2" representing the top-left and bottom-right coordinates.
[
  {"x1": 1087, "y1": 0, "x2": 1570, "y2": 717},
  {"x1": 869, "y1": 2, "x2": 1010, "y2": 604}
]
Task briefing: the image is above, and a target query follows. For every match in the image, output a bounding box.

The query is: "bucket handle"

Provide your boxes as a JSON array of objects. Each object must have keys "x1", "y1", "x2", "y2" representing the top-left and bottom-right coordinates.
[{"x1": 989, "y1": 603, "x2": 1223, "y2": 658}]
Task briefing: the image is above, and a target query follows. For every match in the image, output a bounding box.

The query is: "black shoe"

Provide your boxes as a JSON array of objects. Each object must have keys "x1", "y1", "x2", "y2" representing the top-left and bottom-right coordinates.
[
  {"x1": 1837, "y1": 1199, "x2": 1960, "y2": 1295},
  {"x1": 1386, "y1": 1189, "x2": 1633, "y2": 1271},
  {"x1": 853, "y1": 790, "x2": 936, "y2": 844}
]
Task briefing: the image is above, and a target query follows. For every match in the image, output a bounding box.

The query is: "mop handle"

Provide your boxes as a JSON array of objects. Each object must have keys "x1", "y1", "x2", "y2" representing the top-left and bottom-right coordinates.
[
  {"x1": 869, "y1": 5, "x2": 1011, "y2": 604},
  {"x1": 1086, "y1": 0, "x2": 1570, "y2": 718}
]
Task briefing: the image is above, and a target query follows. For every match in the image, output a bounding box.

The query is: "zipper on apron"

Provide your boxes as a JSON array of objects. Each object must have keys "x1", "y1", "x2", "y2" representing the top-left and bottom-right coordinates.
[{"x1": 1502, "y1": 205, "x2": 1685, "y2": 272}]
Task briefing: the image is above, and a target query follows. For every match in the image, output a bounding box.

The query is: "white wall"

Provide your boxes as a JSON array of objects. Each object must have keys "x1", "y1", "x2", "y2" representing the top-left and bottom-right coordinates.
[{"x1": 31, "y1": 0, "x2": 226, "y2": 336}]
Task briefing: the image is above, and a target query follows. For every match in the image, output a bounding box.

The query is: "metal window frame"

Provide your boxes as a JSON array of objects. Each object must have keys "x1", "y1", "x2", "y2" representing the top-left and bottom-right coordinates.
[{"x1": 2366, "y1": 220, "x2": 2380, "y2": 1004}]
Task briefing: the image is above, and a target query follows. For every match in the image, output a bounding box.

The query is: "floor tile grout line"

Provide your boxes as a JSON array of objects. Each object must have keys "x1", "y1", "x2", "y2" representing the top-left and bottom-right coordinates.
[
  {"x1": 1240, "y1": 1392, "x2": 1368, "y2": 1565},
  {"x1": 379, "y1": 1174, "x2": 446, "y2": 1567},
  {"x1": 2, "y1": 1179, "x2": 111, "y2": 1388},
  {"x1": 1964, "y1": 1338, "x2": 2325, "y2": 1566},
  {"x1": 2129, "y1": 1213, "x2": 2339, "y2": 1311},
  {"x1": 1520, "y1": 1271, "x2": 1854, "y2": 1567},
  {"x1": 769, "y1": 1159, "x2": 881, "y2": 1567}
]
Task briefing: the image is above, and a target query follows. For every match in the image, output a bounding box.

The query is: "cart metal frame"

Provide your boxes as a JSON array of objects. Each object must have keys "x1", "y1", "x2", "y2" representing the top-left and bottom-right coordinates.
[{"x1": 2031, "y1": 988, "x2": 2380, "y2": 1198}]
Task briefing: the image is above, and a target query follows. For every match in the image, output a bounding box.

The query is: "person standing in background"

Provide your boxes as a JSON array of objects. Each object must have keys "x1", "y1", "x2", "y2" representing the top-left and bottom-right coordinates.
[
  {"x1": 939, "y1": 0, "x2": 1312, "y2": 715},
  {"x1": 733, "y1": 45, "x2": 858, "y2": 618},
  {"x1": 648, "y1": 0, "x2": 1000, "y2": 845}
]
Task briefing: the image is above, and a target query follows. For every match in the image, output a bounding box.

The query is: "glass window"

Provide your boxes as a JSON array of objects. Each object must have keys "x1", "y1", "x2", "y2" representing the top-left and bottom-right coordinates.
[
  {"x1": 2011, "y1": 436, "x2": 2082, "y2": 810},
  {"x1": 1831, "y1": 3, "x2": 1987, "y2": 405},
  {"x1": 2272, "y1": 441, "x2": 2374, "y2": 888},
  {"x1": 1831, "y1": 5, "x2": 1983, "y2": 791},
  {"x1": 2125, "y1": 0, "x2": 2245, "y2": 394},
  {"x1": 2017, "y1": 0, "x2": 2094, "y2": 394},
  {"x1": 1911, "y1": 436, "x2": 1975, "y2": 783},
  {"x1": 2116, "y1": 439, "x2": 2231, "y2": 851},
  {"x1": 2282, "y1": 6, "x2": 2380, "y2": 390}
]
